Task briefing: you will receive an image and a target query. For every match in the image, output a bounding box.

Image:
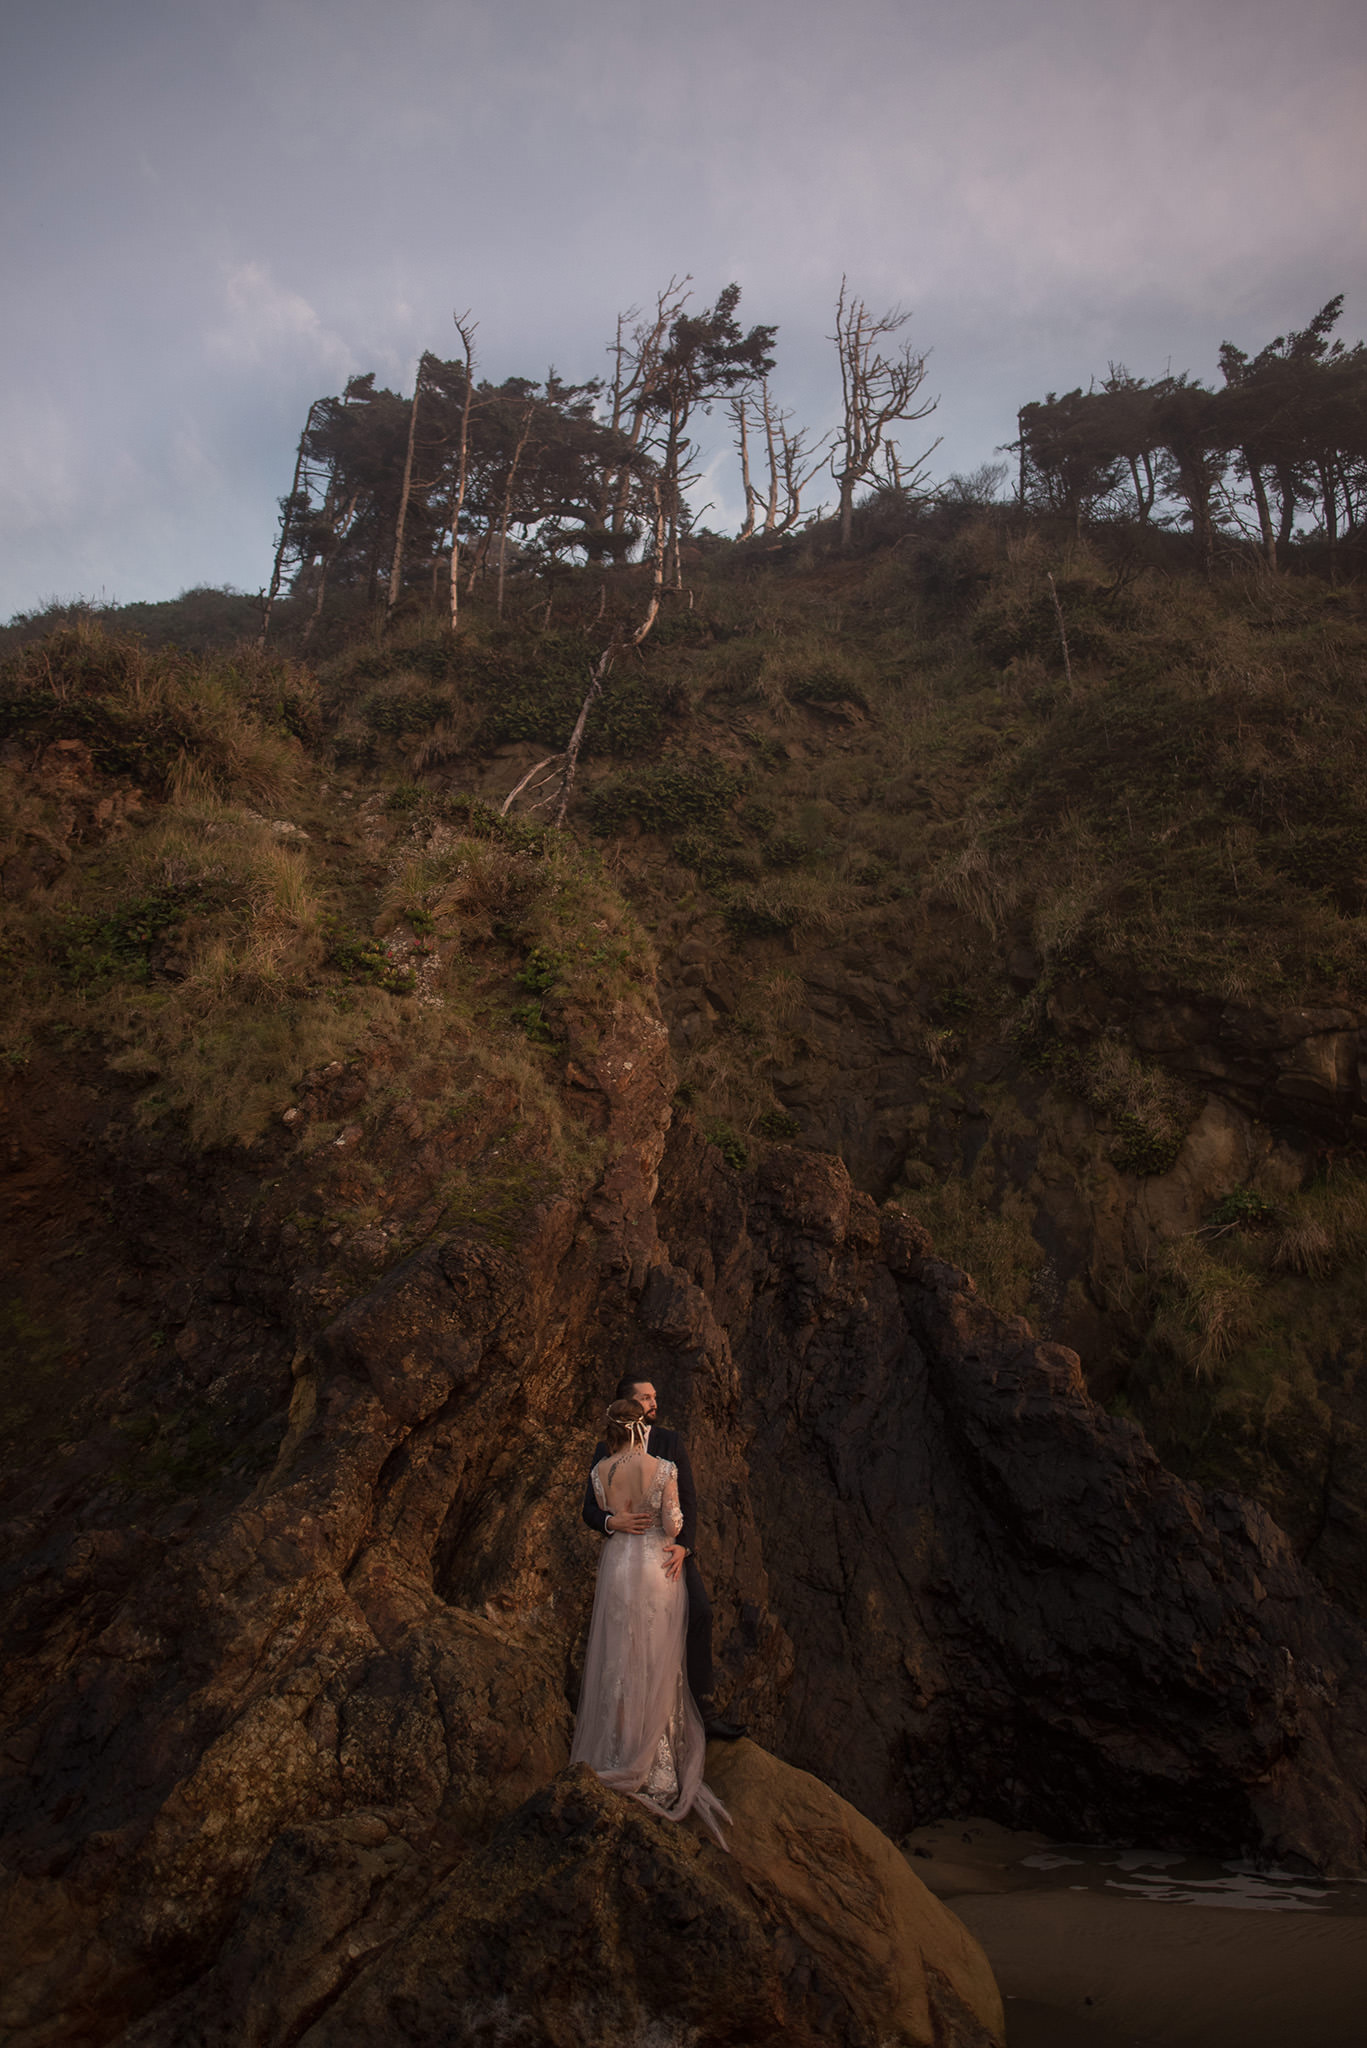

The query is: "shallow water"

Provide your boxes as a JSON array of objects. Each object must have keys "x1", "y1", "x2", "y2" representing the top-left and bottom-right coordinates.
[
  {"x1": 910, "y1": 1821, "x2": 1367, "y2": 2047},
  {"x1": 1014, "y1": 1844, "x2": 1367, "y2": 1915}
]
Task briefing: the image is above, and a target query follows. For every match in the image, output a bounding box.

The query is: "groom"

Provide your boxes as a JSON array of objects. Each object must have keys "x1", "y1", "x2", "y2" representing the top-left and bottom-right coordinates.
[{"x1": 581, "y1": 1375, "x2": 745, "y2": 1741}]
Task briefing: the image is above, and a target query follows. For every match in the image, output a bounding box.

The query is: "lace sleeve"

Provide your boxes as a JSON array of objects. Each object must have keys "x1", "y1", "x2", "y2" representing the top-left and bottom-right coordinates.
[
  {"x1": 662, "y1": 1466, "x2": 683, "y2": 1540},
  {"x1": 591, "y1": 1461, "x2": 607, "y2": 1511}
]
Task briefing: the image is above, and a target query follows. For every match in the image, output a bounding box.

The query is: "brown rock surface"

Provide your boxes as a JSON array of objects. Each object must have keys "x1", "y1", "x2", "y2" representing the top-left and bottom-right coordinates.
[
  {"x1": 127, "y1": 1752, "x2": 1002, "y2": 2048},
  {"x1": 2, "y1": 990, "x2": 1367, "y2": 2043},
  {"x1": 703, "y1": 1740, "x2": 1005, "y2": 2047},
  {"x1": 647, "y1": 1131, "x2": 1367, "y2": 1871}
]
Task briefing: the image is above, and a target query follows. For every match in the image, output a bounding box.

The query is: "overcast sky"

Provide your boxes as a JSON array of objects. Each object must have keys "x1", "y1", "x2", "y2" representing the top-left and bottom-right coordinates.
[{"x1": 3, "y1": 0, "x2": 1364, "y2": 617}]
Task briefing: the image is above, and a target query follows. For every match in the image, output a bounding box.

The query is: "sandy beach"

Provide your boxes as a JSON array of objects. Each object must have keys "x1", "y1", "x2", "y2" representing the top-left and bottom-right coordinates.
[{"x1": 903, "y1": 1821, "x2": 1367, "y2": 2048}]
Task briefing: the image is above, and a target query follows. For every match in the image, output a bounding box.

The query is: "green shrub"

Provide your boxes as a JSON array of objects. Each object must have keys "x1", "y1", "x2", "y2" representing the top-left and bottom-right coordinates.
[
  {"x1": 332, "y1": 638, "x2": 464, "y2": 689},
  {"x1": 325, "y1": 925, "x2": 415, "y2": 995},
  {"x1": 673, "y1": 833, "x2": 760, "y2": 891},
  {"x1": 763, "y1": 831, "x2": 812, "y2": 872},
  {"x1": 757, "y1": 1107, "x2": 801, "y2": 1140},
  {"x1": 511, "y1": 999, "x2": 557, "y2": 1045},
  {"x1": 644, "y1": 607, "x2": 710, "y2": 649},
  {"x1": 54, "y1": 888, "x2": 198, "y2": 987},
  {"x1": 1112, "y1": 1111, "x2": 1184, "y2": 1177},
  {"x1": 1148, "y1": 1236, "x2": 1262, "y2": 1378},
  {"x1": 0, "y1": 624, "x2": 302, "y2": 803},
  {"x1": 888, "y1": 1171, "x2": 1045, "y2": 1317},
  {"x1": 515, "y1": 945, "x2": 563, "y2": 997},
  {"x1": 1207, "y1": 1186, "x2": 1279, "y2": 1230},
  {"x1": 471, "y1": 638, "x2": 676, "y2": 757},
  {"x1": 588, "y1": 755, "x2": 743, "y2": 835},
  {"x1": 385, "y1": 782, "x2": 427, "y2": 813},
  {"x1": 785, "y1": 664, "x2": 870, "y2": 712},
  {"x1": 365, "y1": 688, "x2": 451, "y2": 736},
  {"x1": 703, "y1": 1119, "x2": 749, "y2": 1171},
  {"x1": 1017, "y1": 1032, "x2": 1194, "y2": 1178}
]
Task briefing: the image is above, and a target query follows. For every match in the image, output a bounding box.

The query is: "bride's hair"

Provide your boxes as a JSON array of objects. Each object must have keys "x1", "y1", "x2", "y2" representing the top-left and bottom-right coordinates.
[{"x1": 604, "y1": 1397, "x2": 648, "y2": 1453}]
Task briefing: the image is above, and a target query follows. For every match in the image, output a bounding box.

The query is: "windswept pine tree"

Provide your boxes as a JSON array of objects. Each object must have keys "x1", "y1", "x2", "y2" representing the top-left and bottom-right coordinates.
[
  {"x1": 263, "y1": 281, "x2": 778, "y2": 644},
  {"x1": 1014, "y1": 298, "x2": 1367, "y2": 572}
]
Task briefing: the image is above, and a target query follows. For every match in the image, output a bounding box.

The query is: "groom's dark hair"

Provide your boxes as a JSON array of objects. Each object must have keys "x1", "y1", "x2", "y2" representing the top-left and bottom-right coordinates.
[{"x1": 613, "y1": 1374, "x2": 648, "y2": 1402}]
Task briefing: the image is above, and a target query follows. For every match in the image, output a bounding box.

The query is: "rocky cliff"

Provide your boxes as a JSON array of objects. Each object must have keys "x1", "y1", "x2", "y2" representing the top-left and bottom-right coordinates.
[
  {"x1": 650, "y1": 916, "x2": 1367, "y2": 1613},
  {"x1": 3, "y1": 967, "x2": 1366, "y2": 2044}
]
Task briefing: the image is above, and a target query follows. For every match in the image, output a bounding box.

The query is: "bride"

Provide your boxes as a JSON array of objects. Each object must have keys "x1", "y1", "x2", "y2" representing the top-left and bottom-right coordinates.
[{"x1": 570, "y1": 1397, "x2": 729, "y2": 1846}]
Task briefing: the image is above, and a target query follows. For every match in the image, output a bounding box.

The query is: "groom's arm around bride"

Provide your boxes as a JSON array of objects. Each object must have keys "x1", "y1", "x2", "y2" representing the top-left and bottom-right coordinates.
[{"x1": 580, "y1": 1375, "x2": 745, "y2": 1741}]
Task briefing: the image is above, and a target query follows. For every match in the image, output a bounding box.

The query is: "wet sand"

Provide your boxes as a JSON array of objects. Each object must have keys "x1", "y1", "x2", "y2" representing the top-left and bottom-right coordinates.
[{"x1": 903, "y1": 1821, "x2": 1367, "y2": 2048}]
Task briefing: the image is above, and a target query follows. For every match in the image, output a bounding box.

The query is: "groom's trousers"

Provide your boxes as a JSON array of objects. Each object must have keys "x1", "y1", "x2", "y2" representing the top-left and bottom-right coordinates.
[{"x1": 684, "y1": 1556, "x2": 714, "y2": 1706}]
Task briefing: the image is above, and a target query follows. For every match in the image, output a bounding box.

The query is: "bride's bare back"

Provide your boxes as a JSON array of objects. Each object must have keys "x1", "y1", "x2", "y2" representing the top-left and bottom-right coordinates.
[{"x1": 593, "y1": 1451, "x2": 683, "y2": 1537}]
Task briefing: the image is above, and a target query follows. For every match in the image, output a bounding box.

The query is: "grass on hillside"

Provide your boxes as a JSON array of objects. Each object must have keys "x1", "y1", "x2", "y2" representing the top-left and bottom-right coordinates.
[
  {"x1": 1112, "y1": 1166, "x2": 1367, "y2": 1547},
  {"x1": 249, "y1": 513, "x2": 1367, "y2": 1152},
  {"x1": 0, "y1": 623, "x2": 654, "y2": 1168},
  {"x1": 7, "y1": 523, "x2": 1367, "y2": 1583}
]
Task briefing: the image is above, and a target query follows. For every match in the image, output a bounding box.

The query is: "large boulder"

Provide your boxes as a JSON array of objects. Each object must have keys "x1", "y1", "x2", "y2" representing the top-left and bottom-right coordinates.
[
  {"x1": 138, "y1": 1748, "x2": 1001, "y2": 2048},
  {"x1": 703, "y1": 1740, "x2": 1004, "y2": 2047}
]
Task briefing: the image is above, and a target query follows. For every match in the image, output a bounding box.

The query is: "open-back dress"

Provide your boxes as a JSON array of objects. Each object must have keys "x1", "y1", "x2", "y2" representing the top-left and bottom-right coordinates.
[{"x1": 569, "y1": 1449, "x2": 728, "y2": 1846}]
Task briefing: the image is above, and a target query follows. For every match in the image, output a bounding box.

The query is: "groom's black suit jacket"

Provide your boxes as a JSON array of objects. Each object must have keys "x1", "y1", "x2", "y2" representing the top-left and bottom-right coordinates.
[{"x1": 580, "y1": 1424, "x2": 698, "y2": 1557}]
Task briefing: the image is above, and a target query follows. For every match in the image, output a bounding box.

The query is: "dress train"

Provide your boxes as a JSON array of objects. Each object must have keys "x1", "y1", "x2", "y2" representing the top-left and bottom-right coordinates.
[{"x1": 570, "y1": 1456, "x2": 729, "y2": 1847}]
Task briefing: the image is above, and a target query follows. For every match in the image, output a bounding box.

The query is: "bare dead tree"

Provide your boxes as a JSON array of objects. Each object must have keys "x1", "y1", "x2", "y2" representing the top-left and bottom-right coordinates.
[
  {"x1": 758, "y1": 384, "x2": 787, "y2": 534},
  {"x1": 1047, "y1": 571, "x2": 1074, "y2": 695},
  {"x1": 596, "y1": 305, "x2": 640, "y2": 542},
  {"x1": 463, "y1": 525, "x2": 493, "y2": 595},
  {"x1": 666, "y1": 441, "x2": 706, "y2": 591},
  {"x1": 502, "y1": 485, "x2": 668, "y2": 829},
  {"x1": 386, "y1": 354, "x2": 431, "y2": 612},
  {"x1": 448, "y1": 312, "x2": 478, "y2": 629},
  {"x1": 758, "y1": 383, "x2": 827, "y2": 534},
  {"x1": 774, "y1": 412, "x2": 828, "y2": 532},
  {"x1": 730, "y1": 383, "x2": 829, "y2": 540},
  {"x1": 554, "y1": 483, "x2": 666, "y2": 823},
  {"x1": 729, "y1": 395, "x2": 761, "y2": 539},
  {"x1": 598, "y1": 280, "x2": 692, "y2": 546},
  {"x1": 498, "y1": 751, "x2": 565, "y2": 815},
  {"x1": 829, "y1": 277, "x2": 938, "y2": 547}
]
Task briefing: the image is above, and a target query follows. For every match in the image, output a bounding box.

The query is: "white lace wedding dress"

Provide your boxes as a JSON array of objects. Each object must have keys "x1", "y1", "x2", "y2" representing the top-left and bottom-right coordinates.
[{"x1": 570, "y1": 1450, "x2": 729, "y2": 1847}]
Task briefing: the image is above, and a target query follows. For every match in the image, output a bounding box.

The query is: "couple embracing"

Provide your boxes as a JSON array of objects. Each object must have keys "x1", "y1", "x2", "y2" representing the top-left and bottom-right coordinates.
[{"x1": 570, "y1": 1375, "x2": 742, "y2": 1846}]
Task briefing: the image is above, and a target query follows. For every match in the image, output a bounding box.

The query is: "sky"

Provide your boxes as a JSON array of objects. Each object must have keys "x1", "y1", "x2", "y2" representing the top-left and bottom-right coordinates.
[{"x1": 2, "y1": 0, "x2": 1364, "y2": 617}]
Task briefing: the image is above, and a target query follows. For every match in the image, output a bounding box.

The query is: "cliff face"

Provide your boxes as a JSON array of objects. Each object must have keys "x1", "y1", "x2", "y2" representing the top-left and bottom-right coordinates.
[
  {"x1": 2, "y1": 981, "x2": 1367, "y2": 2044},
  {"x1": 651, "y1": 910, "x2": 1367, "y2": 1621},
  {"x1": 645, "y1": 1125, "x2": 1367, "y2": 1864}
]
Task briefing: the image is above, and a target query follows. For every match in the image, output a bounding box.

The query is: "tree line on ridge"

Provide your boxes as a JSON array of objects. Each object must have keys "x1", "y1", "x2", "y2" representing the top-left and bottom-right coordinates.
[
  {"x1": 262, "y1": 285, "x2": 1366, "y2": 650},
  {"x1": 1016, "y1": 297, "x2": 1367, "y2": 574},
  {"x1": 259, "y1": 277, "x2": 938, "y2": 643}
]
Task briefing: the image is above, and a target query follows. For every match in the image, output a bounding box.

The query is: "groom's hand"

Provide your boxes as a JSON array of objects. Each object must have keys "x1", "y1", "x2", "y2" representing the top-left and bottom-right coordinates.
[
  {"x1": 662, "y1": 1543, "x2": 686, "y2": 1581},
  {"x1": 606, "y1": 1510, "x2": 652, "y2": 1534}
]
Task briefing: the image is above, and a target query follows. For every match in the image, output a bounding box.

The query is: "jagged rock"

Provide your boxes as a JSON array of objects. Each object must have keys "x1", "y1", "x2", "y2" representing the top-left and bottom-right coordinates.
[
  {"x1": 645, "y1": 1131, "x2": 1367, "y2": 1874},
  {"x1": 129, "y1": 1752, "x2": 1001, "y2": 2048},
  {"x1": 116, "y1": 1812, "x2": 433, "y2": 2048}
]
